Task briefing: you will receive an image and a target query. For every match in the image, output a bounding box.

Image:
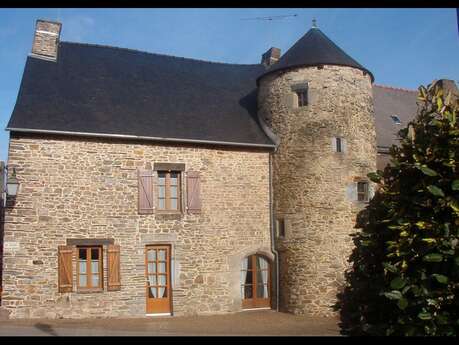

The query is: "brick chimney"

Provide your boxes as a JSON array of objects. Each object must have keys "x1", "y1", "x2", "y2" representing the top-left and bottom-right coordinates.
[
  {"x1": 30, "y1": 19, "x2": 62, "y2": 61},
  {"x1": 261, "y1": 47, "x2": 281, "y2": 67}
]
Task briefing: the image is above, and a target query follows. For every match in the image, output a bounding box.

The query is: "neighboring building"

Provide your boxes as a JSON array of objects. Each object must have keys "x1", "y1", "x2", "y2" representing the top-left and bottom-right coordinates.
[{"x1": 0, "y1": 19, "x2": 426, "y2": 319}]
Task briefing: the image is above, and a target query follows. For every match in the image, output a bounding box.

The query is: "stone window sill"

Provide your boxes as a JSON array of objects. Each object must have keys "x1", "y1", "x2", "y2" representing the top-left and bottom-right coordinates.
[{"x1": 77, "y1": 288, "x2": 104, "y2": 294}]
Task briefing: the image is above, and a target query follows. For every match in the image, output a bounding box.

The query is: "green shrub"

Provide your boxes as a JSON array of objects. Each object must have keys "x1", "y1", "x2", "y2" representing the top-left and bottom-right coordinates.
[{"x1": 336, "y1": 81, "x2": 459, "y2": 336}]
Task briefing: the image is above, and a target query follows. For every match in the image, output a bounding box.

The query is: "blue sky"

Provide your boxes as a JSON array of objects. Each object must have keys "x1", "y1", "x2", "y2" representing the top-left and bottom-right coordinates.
[{"x1": 0, "y1": 8, "x2": 458, "y2": 161}]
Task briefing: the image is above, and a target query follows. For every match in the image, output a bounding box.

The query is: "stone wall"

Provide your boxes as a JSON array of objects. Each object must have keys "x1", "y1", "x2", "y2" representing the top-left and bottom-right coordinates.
[
  {"x1": 1, "y1": 134, "x2": 272, "y2": 318},
  {"x1": 258, "y1": 65, "x2": 377, "y2": 316}
]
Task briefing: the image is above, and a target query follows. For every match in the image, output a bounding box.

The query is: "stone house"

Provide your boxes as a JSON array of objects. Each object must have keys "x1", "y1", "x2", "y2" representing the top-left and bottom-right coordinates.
[{"x1": 0, "y1": 19, "x2": 425, "y2": 319}]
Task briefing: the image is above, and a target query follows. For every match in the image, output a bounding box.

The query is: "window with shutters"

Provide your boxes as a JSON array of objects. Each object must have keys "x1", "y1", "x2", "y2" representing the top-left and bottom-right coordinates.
[
  {"x1": 357, "y1": 181, "x2": 369, "y2": 202},
  {"x1": 157, "y1": 171, "x2": 181, "y2": 212},
  {"x1": 77, "y1": 246, "x2": 103, "y2": 291}
]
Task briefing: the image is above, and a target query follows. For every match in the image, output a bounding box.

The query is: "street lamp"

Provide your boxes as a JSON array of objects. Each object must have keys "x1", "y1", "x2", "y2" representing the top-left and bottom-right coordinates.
[
  {"x1": 1, "y1": 163, "x2": 20, "y2": 206},
  {"x1": 6, "y1": 167, "x2": 19, "y2": 197}
]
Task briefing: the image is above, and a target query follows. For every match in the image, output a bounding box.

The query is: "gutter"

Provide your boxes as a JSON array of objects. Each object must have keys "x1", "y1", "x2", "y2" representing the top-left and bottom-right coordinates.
[
  {"x1": 269, "y1": 152, "x2": 280, "y2": 312},
  {"x1": 5, "y1": 127, "x2": 277, "y2": 150}
]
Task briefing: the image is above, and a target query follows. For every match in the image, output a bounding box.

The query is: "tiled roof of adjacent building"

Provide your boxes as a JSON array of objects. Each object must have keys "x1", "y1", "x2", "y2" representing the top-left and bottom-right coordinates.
[
  {"x1": 7, "y1": 41, "x2": 275, "y2": 148},
  {"x1": 257, "y1": 27, "x2": 374, "y2": 83},
  {"x1": 373, "y1": 84, "x2": 418, "y2": 150}
]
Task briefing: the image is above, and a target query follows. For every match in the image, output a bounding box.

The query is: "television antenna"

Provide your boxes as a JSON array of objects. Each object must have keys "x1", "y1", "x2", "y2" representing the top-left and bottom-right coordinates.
[{"x1": 240, "y1": 14, "x2": 298, "y2": 21}]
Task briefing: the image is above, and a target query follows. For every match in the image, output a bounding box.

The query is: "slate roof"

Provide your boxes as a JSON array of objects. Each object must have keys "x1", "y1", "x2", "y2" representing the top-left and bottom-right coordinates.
[
  {"x1": 373, "y1": 85, "x2": 418, "y2": 150},
  {"x1": 7, "y1": 42, "x2": 275, "y2": 148},
  {"x1": 257, "y1": 27, "x2": 374, "y2": 83},
  {"x1": 8, "y1": 39, "x2": 419, "y2": 152}
]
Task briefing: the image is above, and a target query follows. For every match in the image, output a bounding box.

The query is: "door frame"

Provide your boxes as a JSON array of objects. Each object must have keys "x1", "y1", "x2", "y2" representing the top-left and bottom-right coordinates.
[
  {"x1": 145, "y1": 244, "x2": 173, "y2": 315},
  {"x1": 241, "y1": 254, "x2": 272, "y2": 309}
]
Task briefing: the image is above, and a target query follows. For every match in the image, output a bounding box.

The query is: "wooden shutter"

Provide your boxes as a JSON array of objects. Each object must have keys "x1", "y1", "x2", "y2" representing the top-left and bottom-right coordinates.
[
  {"x1": 58, "y1": 245, "x2": 73, "y2": 293},
  {"x1": 138, "y1": 169, "x2": 154, "y2": 214},
  {"x1": 186, "y1": 171, "x2": 202, "y2": 214},
  {"x1": 107, "y1": 245, "x2": 121, "y2": 291}
]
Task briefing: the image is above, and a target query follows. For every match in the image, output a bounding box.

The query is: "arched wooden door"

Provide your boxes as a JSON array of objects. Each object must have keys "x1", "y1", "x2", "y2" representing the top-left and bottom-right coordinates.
[{"x1": 241, "y1": 254, "x2": 271, "y2": 309}]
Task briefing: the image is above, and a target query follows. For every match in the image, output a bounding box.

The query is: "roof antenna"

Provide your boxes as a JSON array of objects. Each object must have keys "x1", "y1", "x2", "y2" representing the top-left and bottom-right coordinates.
[{"x1": 312, "y1": 18, "x2": 318, "y2": 28}]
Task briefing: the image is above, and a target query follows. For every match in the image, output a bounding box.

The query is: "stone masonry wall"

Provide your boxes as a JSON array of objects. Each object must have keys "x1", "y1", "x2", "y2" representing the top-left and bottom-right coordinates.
[
  {"x1": 258, "y1": 65, "x2": 377, "y2": 316},
  {"x1": 1, "y1": 134, "x2": 272, "y2": 319}
]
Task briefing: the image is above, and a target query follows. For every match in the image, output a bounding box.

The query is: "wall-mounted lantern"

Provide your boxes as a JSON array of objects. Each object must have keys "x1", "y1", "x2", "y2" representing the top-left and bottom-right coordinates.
[{"x1": 1, "y1": 162, "x2": 20, "y2": 206}]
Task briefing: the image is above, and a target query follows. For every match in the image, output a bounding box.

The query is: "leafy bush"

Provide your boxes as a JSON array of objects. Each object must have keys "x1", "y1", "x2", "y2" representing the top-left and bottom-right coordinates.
[{"x1": 336, "y1": 81, "x2": 459, "y2": 336}]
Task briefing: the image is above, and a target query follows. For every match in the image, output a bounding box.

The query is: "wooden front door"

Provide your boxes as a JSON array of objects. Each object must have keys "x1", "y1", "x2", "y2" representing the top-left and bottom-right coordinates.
[
  {"x1": 145, "y1": 245, "x2": 171, "y2": 314},
  {"x1": 241, "y1": 255, "x2": 271, "y2": 309}
]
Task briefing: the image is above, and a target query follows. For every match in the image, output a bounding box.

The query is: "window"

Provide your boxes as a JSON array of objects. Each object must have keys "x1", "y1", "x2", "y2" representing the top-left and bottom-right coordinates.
[
  {"x1": 357, "y1": 181, "x2": 369, "y2": 202},
  {"x1": 335, "y1": 137, "x2": 342, "y2": 153},
  {"x1": 77, "y1": 246, "x2": 103, "y2": 290},
  {"x1": 296, "y1": 89, "x2": 308, "y2": 107},
  {"x1": 157, "y1": 171, "x2": 181, "y2": 211},
  {"x1": 390, "y1": 115, "x2": 401, "y2": 125},
  {"x1": 276, "y1": 219, "x2": 285, "y2": 238}
]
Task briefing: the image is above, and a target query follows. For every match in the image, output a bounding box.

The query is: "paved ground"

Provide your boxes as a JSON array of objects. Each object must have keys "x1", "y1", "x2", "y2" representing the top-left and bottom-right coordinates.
[{"x1": 0, "y1": 310, "x2": 341, "y2": 336}]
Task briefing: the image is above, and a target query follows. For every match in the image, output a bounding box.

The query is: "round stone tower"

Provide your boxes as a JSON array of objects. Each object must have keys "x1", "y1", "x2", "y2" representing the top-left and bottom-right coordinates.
[{"x1": 257, "y1": 24, "x2": 377, "y2": 316}]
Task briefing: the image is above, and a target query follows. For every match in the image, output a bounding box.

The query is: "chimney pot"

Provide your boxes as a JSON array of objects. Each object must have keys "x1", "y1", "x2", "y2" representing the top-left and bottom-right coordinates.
[
  {"x1": 31, "y1": 19, "x2": 62, "y2": 61},
  {"x1": 261, "y1": 47, "x2": 281, "y2": 67}
]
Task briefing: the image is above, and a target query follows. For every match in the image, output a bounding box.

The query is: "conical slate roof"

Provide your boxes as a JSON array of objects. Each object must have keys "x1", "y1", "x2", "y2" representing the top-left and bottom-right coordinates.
[{"x1": 257, "y1": 27, "x2": 374, "y2": 83}]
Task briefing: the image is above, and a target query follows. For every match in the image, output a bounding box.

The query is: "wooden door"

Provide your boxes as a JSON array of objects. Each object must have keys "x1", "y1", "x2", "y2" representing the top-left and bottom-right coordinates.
[
  {"x1": 241, "y1": 255, "x2": 271, "y2": 309},
  {"x1": 145, "y1": 245, "x2": 171, "y2": 314}
]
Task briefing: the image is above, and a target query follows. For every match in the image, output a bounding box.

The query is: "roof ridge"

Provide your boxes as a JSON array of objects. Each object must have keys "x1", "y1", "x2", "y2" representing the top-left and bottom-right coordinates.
[
  {"x1": 374, "y1": 84, "x2": 418, "y2": 93},
  {"x1": 60, "y1": 41, "x2": 262, "y2": 68}
]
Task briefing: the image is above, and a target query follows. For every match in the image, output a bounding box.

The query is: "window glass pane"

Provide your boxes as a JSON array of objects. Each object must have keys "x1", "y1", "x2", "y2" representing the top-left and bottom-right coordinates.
[
  {"x1": 158, "y1": 250, "x2": 166, "y2": 261},
  {"x1": 158, "y1": 286, "x2": 167, "y2": 298},
  {"x1": 158, "y1": 262, "x2": 166, "y2": 274},
  {"x1": 158, "y1": 172, "x2": 166, "y2": 185},
  {"x1": 241, "y1": 257, "x2": 248, "y2": 270},
  {"x1": 148, "y1": 263, "x2": 156, "y2": 274},
  {"x1": 148, "y1": 274, "x2": 157, "y2": 287},
  {"x1": 170, "y1": 186, "x2": 177, "y2": 198},
  {"x1": 170, "y1": 172, "x2": 178, "y2": 185},
  {"x1": 158, "y1": 185, "x2": 165, "y2": 198},
  {"x1": 79, "y1": 274, "x2": 87, "y2": 287},
  {"x1": 79, "y1": 260, "x2": 86, "y2": 274},
  {"x1": 147, "y1": 250, "x2": 156, "y2": 261},
  {"x1": 79, "y1": 248, "x2": 87, "y2": 260},
  {"x1": 158, "y1": 198, "x2": 165, "y2": 209},
  {"x1": 91, "y1": 260, "x2": 99, "y2": 274},
  {"x1": 148, "y1": 287, "x2": 157, "y2": 298},
  {"x1": 245, "y1": 270, "x2": 253, "y2": 285},
  {"x1": 244, "y1": 285, "x2": 253, "y2": 299},
  {"x1": 92, "y1": 274, "x2": 100, "y2": 287},
  {"x1": 257, "y1": 284, "x2": 269, "y2": 298},
  {"x1": 336, "y1": 138, "x2": 342, "y2": 152},
  {"x1": 357, "y1": 182, "x2": 365, "y2": 192},
  {"x1": 158, "y1": 274, "x2": 166, "y2": 286},
  {"x1": 247, "y1": 256, "x2": 253, "y2": 270},
  {"x1": 91, "y1": 248, "x2": 99, "y2": 260},
  {"x1": 170, "y1": 198, "x2": 178, "y2": 210}
]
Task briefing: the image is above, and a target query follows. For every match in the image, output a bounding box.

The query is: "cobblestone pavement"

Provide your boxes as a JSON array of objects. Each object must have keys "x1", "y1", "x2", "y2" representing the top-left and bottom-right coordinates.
[{"x1": 0, "y1": 310, "x2": 341, "y2": 336}]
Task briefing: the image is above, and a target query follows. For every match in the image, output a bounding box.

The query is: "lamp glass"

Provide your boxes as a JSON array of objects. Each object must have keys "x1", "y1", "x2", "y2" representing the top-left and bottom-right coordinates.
[{"x1": 6, "y1": 179, "x2": 19, "y2": 196}]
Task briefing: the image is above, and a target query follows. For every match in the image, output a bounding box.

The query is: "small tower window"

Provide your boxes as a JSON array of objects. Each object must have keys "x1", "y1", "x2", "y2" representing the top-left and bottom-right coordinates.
[
  {"x1": 333, "y1": 137, "x2": 346, "y2": 153},
  {"x1": 336, "y1": 137, "x2": 342, "y2": 153},
  {"x1": 357, "y1": 181, "x2": 369, "y2": 202},
  {"x1": 296, "y1": 89, "x2": 308, "y2": 107},
  {"x1": 390, "y1": 115, "x2": 401, "y2": 125}
]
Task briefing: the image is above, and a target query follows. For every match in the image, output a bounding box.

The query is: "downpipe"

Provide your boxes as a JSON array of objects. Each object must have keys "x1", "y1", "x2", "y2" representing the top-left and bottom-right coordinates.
[{"x1": 269, "y1": 152, "x2": 280, "y2": 312}]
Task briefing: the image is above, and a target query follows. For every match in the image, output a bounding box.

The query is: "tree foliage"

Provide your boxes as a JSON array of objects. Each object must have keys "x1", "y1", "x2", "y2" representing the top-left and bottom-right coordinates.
[{"x1": 335, "y1": 81, "x2": 459, "y2": 336}]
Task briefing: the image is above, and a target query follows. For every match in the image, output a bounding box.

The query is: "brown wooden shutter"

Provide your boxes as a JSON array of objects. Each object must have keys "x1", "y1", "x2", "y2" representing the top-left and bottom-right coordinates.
[
  {"x1": 107, "y1": 244, "x2": 121, "y2": 291},
  {"x1": 138, "y1": 169, "x2": 154, "y2": 214},
  {"x1": 186, "y1": 171, "x2": 202, "y2": 214},
  {"x1": 58, "y1": 245, "x2": 73, "y2": 293}
]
